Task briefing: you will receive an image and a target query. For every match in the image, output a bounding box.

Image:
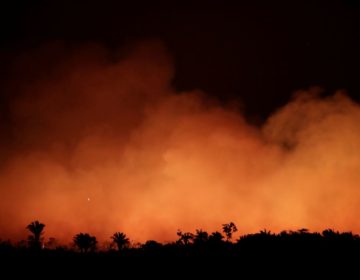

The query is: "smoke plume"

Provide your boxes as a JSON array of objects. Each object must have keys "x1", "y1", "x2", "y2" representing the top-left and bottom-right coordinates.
[{"x1": 1, "y1": 41, "x2": 359, "y2": 243}]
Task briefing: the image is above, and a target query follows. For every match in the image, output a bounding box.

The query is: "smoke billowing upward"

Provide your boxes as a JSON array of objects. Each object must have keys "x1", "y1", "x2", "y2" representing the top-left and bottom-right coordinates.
[{"x1": 1, "y1": 41, "x2": 360, "y2": 243}]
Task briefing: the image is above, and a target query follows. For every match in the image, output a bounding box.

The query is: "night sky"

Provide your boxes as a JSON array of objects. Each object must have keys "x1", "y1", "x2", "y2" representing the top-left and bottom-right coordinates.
[{"x1": 1, "y1": 1, "x2": 359, "y2": 120}]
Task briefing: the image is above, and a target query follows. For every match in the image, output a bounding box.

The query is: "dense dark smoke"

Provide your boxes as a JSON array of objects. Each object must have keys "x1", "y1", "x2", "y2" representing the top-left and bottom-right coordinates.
[{"x1": 0, "y1": 41, "x2": 359, "y2": 243}]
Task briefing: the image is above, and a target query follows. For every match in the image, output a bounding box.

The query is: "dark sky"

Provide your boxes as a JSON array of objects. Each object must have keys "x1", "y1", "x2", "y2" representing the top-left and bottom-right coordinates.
[{"x1": 0, "y1": 0, "x2": 359, "y2": 121}]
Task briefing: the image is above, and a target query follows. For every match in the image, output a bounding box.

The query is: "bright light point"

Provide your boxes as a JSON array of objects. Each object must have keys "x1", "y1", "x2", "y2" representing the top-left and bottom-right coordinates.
[{"x1": 87, "y1": 197, "x2": 90, "y2": 202}]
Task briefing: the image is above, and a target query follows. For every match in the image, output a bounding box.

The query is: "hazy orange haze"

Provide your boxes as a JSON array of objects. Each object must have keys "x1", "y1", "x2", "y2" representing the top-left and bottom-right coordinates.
[{"x1": 1, "y1": 41, "x2": 359, "y2": 243}]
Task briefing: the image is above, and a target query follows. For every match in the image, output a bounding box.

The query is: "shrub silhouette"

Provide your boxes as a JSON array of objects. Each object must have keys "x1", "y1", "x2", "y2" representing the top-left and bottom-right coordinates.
[
  {"x1": 142, "y1": 240, "x2": 162, "y2": 250},
  {"x1": 73, "y1": 233, "x2": 97, "y2": 253},
  {"x1": 45, "y1": 237, "x2": 58, "y2": 250}
]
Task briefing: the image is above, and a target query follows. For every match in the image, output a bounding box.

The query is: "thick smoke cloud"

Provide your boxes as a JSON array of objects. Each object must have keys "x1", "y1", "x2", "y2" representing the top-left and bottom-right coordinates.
[{"x1": 1, "y1": 41, "x2": 359, "y2": 243}]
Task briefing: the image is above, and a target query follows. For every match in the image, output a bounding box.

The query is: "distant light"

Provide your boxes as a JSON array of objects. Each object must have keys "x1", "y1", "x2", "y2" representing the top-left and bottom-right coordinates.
[{"x1": 87, "y1": 197, "x2": 90, "y2": 202}]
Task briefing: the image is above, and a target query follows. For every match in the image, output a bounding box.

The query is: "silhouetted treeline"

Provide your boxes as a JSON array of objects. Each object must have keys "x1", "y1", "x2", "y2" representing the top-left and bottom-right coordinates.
[
  {"x1": 2, "y1": 221, "x2": 360, "y2": 279},
  {"x1": 1, "y1": 221, "x2": 360, "y2": 262}
]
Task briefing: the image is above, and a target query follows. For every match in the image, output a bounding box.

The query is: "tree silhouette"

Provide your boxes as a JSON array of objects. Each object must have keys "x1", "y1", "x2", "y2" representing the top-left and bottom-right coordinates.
[
  {"x1": 209, "y1": 231, "x2": 225, "y2": 242},
  {"x1": 26, "y1": 220, "x2": 45, "y2": 250},
  {"x1": 208, "y1": 231, "x2": 225, "y2": 248},
  {"x1": 176, "y1": 230, "x2": 194, "y2": 246},
  {"x1": 194, "y1": 229, "x2": 209, "y2": 245},
  {"x1": 73, "y1": 233, "x2": 97, "y2": 253},
  {"x1": 222, "y1": 222, "x2": 238, "y2": 241},
  {"x1": 111, "y1": 232, "x2": 130, "y2": 251}
]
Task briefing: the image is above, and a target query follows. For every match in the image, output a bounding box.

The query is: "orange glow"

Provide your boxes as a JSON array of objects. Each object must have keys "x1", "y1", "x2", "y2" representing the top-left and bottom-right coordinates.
[{"x1": 1, "y1": 41, "x2": 360, "y2": 243}]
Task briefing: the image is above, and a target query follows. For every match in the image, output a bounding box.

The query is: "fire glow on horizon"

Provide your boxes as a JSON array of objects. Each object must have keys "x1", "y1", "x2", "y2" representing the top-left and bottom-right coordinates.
[{"x1": 1, "y1": 41, "x2": 360, "y2": 243}]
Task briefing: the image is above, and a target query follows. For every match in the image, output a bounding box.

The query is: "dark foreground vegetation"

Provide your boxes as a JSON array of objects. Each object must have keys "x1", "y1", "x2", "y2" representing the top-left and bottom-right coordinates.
[{"x1": 1, "y1": 221, "x2": 360, "y2": 276}]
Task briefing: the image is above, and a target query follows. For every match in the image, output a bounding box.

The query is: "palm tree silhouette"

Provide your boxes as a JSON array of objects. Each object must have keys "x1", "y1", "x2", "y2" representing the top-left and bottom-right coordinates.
[
  {"x1": 111, "y1": 232, "x2": 130, "y2": 251},
  {"x1": 73, "y1": 233, "x2": 97, "y2": 253},
  {"x1": 26, "y1": 220, "x2": 45, "y2": 250}
]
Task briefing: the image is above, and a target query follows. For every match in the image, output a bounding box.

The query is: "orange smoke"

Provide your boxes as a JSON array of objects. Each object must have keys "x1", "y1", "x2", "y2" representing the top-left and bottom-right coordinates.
[{"x1": 1, "y1": 41, "x2": 360, "y2": 243}]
